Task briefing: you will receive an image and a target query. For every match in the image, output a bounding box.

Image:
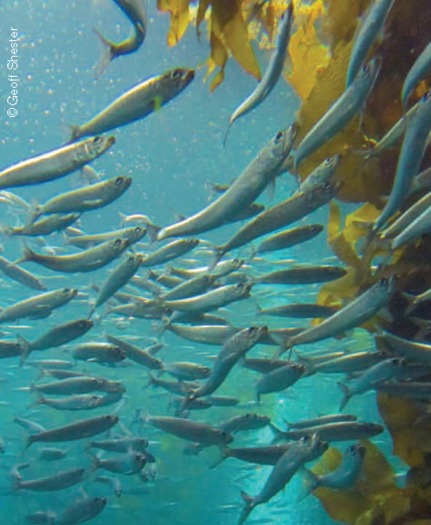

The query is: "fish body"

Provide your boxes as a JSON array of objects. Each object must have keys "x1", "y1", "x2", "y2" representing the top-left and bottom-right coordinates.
[
  {"x1": 382, "y1": 331, "x2": 431, "y2": 364},
  {"x1": 0, "y1": 337, "x2": 29, "y2": 359},
  {"x1": 161, "y1": 274, "x2": 217, "y2": 301},
  {"x1": 92, "y1": 254, "x2": 143, "y2": 312},
  {"x1": 94, "y1": 0, "x2": 147, "y2": 75},
  {"x1": 56, "y1": 496, "x2": 106, "y2": 525},
  {"x1": 374, "y1": 381, "x2": 431, "y2": 398},
  {"x1": 219, "y1": 413, "x2": 271, "y2": 434},
  {"x1": 105, "y1": 333, "x2": 163, "y2": 370},
  {"x1": 298, "y1": 155, "x2": 340, "y2": 193},
  {"x1": 213, "y1": 444, "x2": 293, "y2": 467},
  {"x1": 185, "y1": 326, "x2": 267, "y2": 403},
  {"x1": 346, "y1": 0, "x2": 395, "y2": 86},
  {"x1": 166, "y1": 324, "x2": 238, "y2": 345},
  {"x1": 256, "y1": 224, "x2": 323, "y2": 254},
  {"x1": 287, "y1": 414, "x2": 357, "y2": 429},
  {"x1": 66, "y1": 226, "x2": 141, "y2": 249},
  {"x1": 165, "y1": 283, "x2": 251, "y2": 315},
  {"x1": 33, "y1": 176, "x2": 132, "y2": 218},
  {"x1": 70, "y1": 68, "x2": 194, "y2": 141},
  {"x1": 301, "y1": 443, "x2": 366, "y2": 498},
  {"x1": 238, "y1": 435, "x2": 327, "y2": 524},
  {"x1": 295, "y1": 58, "x2": 381, "y2": 168},
  {"x1": 225, "y1": 4, "x2": 294, "y2": 137},
  {"x1": 259, "y1": 303, "x2": 338, "y2": 319},
  {"x1": 281, "y1": 277, "x2": 395, "y2": 352},
  {"x1": 313, "y1": 351, "x2": 385, "y2": 374},
  {"x1": 72, "y1": 342, "x2": 126, "y2": 363},
  {"x1": 163, "y1": 361, "x2": 211, "y2": 381},
  {"x1": 402, "y1": 42, "x2": 431, "y2": 107},
  {"x1": 140, "y1": 239, "x2": 200, "y2": 267},
  {"x1": 256, "y1": 362, "x2": 305, "y2": 401},
  {"x1": 28, "y1": 319, "x2": 93, "y2": 352},
  {"x1": 216, "y1": 179, "x2": 338, "y2": 258},
  {"x1": 374, "y1": 90, "x2": 431, "y2": 231},
  {"x1": 255, "y1": 265, "x2": 346, "y2": 285},
  {"x1": 243, "y1": 357, "x2": 291, "y2": 374},
  {"x1": 92, "y1": 451, "x2": 146, "y2": 474},
  {"x1": 0, "y1": 288, "x2": 77, "y2": 324},
  {"x1": 21, "y1": 238, "x2": 130, "y2": 273},
  {"x1": 338, "y1": 357, "x2": 405, "y2": 409},
  {"x1": 8, "y1": 213, "x2": 80, "y2": 237},
  {"x1": 37, "y1": 393, "x2": 121, "y2": 411},
  {"x1": 38, "y1": 447, "x2": 68, "y2": 461},
  {"x1": 0, "y1": 136, "x2": 114, "y2": 189},
  {"x1": 157, "y1": 126, "x2": 297, "y2": 240},
  {"x1": 147, "y1": 416, "x2": 233, "y2": 446},
  {"x1": 391, "y1": 203, "x2": 431, "y2": 249},
  {"x1": 27, "y1": 414, "x2": 119, "y2": 448},
  {"x1": 13, "y1": 468, "x2": 86, "y2": 492},
  {"x1": 33, "y1": 376, "x2": 125, "y2": 395},
  {"x1": 278, "y1": 421, "x2": 383, "y2": 441},
  {"x1": 0, "y1": 256, "x2": 46, "y2": 290}
]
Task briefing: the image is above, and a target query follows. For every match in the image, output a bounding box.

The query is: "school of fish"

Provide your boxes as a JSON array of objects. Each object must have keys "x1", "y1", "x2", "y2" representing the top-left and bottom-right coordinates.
[{"x1": 1, "y1": 1, "x2": 431, "y2": 524}]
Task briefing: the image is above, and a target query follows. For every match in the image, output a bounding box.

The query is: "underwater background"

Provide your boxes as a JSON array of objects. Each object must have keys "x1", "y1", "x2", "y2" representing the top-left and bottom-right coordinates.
[{"x1": 0, "y1": 1, "x2": 430, "y2": 524}]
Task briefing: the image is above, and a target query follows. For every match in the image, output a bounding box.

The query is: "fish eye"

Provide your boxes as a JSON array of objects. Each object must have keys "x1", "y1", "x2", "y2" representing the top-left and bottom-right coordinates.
[
  {"x1": 379, "y1": 277, "x2": 389, "y2": 286},
  {"x1": 77, "y1": 320, "x2": 87, "y2": 329},
  {"x1": 115, "y1": 176, "x2": 124, "y2": 185},
  {"x1": 92, "y1": 136, "x2": 102, "y2": 145},
  {"x1": 423, "y1": 91, "x2": 431, "y2": 102},
  {"x1": 63, "y1": 288, "x2": 71, "y2": 293},
  {"x1": 274, "y1": 131, "x2": 284, "y2": 142},
  {"x1": 134, "y1": 227, "x2": 142, "y2": 233},
  {"x1": 114, "y1": 239, "x2": 122, "y2": 246},
  {"x1": 171, "y1": 69, "x2": 182, "y2": 80}
]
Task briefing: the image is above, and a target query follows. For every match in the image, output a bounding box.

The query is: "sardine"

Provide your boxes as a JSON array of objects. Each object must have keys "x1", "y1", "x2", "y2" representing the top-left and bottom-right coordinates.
[
  {"x1": 13, "y1": 468, "x2": 86, "y2": 492},
  {"x1": 295, "y1": 57, "x2": 381, "y2": 168},
  {"x1": 276, "y1": 421, "x2": 383, "y2": 441},
  {"x1": 215, "y1": 180, "x2": 338, "y2": 260},
  {"x1": 91, "y1": 451, "x2": 146, "y2": 474},
  {"x1": 258, "y1": 303, "x2": 338, "y2": 319},
  {"x1": 94, "y1": 0, "x2": 147, "y2": 76},
  {"x1": 255, "y1": 265, "x2": 346, "y2": 285},
  {"x1": 56, "y1": 495, "x2": 106, "y2": 525},
  {"x1": 300, "y1": 443, "x2": 366, "y2": 499},
  {"x1": 157, "y1": 126, "x2": 297, "y2": 240},
  {"x1": 26, "y1": 414, "x2": 119, "y2": 448},
  {"x1": 346, "y1": 0, "x2": 395, "y2": 86},
  {"x1": 27, "y1": 318, "x2": 93, "y2": 353},
  {"x1": 89, "y1": 436, "x2": 148, "y2": 453},
  {"x1": 33, "y1": 176, "x2": 132, "y2": 218},
  {"x1": 374, "y1": 90, "x2": 431, "y2": 231},
  {"x1": 0, "y1": 136, "x2": 114, "y2": 189},
  {"x1": 256, "y1": 224, "x2": 323, "y2": 254},
  {"x1": 0, "y1": 255, "x2": 46, "y2": 290},
  {"x1": 72, "y1": 342, "x2": 126, "y2": 363},
  {"x1": 7, "y1": 213, "x2": 80, "y2": 237},
  {"x1": 105, "y1": 333, "x2": 164, "y2": 370},
  {"x1": 256, "y1": 362, "x2": 305, "y2": 402},
  {"x1": 0, "y1": 288, "x2": 77, "y2": 324},
  {"x1": 33, "y1": 376, "x2": 125, "y2": 395},
  {"x1": 147, "y1": 415, "x2": 233, "y2": 446},
  {"x1": 70, "y1": 68, "x2": 195, "y2": 141},
  {"x1": 280, "y1": 277, "x2": 395, "y2": 353},
  {"x1": 224, "y1": 4, "x2": 294, "y2": 142},
  {"x1": 402, "y1": 42, "x2": 431, "y2": 107},
  {"x1": 140, "y1": 239, "x2": 200, "y2": 267}
]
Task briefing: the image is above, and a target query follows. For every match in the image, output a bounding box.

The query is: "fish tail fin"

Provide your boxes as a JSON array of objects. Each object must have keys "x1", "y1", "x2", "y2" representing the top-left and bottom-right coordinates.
[
  {"x1": 238, "y1": 491, "x2": 255, "y2": 525},
  {"x1": 93, "y1": 27, "x2": 116, "y2": 79},
  {"x1": 222, "y1": 121, "x2": 233, "y2": 148},
  {"x1": 89, "y1": 452, "x2": 102, "y2": 472},
  {"x1": 297, "y1": 468, "x2": 319, "y2": 501},
  {"x1": 269, "y1": 423, "x2": 285, "y2": 443},
  {"x1": 18, "y1": 335, "x2": 31, "y2": 367},
  {"x1": 338, "y1": 381, "x2": 351, "y2": 411},
  {"x1": 24, "y1": 435, "x2": 34, "y2": 451},
  {"x1": 402, "y1": 292, "x2": 419, "y2": 316},
  {"x1": 27, "y1": 393, "x2": 45, "y2": 410},
  {"x1": 209, "y1": 447, "x2": 231, "y2": 469},
  {"x1": 14, "y1": 243, "x2": 34, "y2": 265},
  {"x1": 66, "y1": 125, "x2": 82, "y2": 144},
  {"x1": 145, "y1": 222, "x2": 162, "y2": 243},
  {"x1": 208, "y1": 246, "x2": 225, "y2": 273},
  {"x1": 272, "y1": 341, "x2": 288, "y2": 361}
]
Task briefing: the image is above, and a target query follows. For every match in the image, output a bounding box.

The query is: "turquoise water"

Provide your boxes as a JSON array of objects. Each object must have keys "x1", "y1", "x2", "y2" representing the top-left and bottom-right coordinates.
[{"x1": 0, "y1": 1, "x2": 392, "y2": 524}]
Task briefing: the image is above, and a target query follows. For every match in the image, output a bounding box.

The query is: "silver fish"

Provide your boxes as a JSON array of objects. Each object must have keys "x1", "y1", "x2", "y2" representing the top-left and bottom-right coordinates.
[
  {"x1": 157, "y1": 126, "x2": 297, "y2": 240},
  {"x1": 402, "y1": 41, "x2": 431, "y2": 107},
  {"x1": 33, "y1": 176, "x2": 132, "y2": 218},
  {"x1": 26, "y1": 414, "x2": 119, "y2": 448},
  {"x1": 70, "y1": 68, "x2": 195, "y2": 141},
  {"x1": 0, "y1": 255, "x2": 46, "y2": 290},
  {"x1": 346, "y1": 0, "x2": 395, "y2": 86},
  {"x1": 295, "y1": 57, "x2": 381, "y2": 168},
  {"x1": 13, "y1": 467, "x2": 86, "y2": 492},
  {"x1": 224, "y1": 4, "x2": 294, "y2": 142},
  {"x1": 0, "y1": 136, "x2": 115, "y2": 189},
  {"x1": 56, "y1": 495, "x2": 106, "y2": 525}
]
